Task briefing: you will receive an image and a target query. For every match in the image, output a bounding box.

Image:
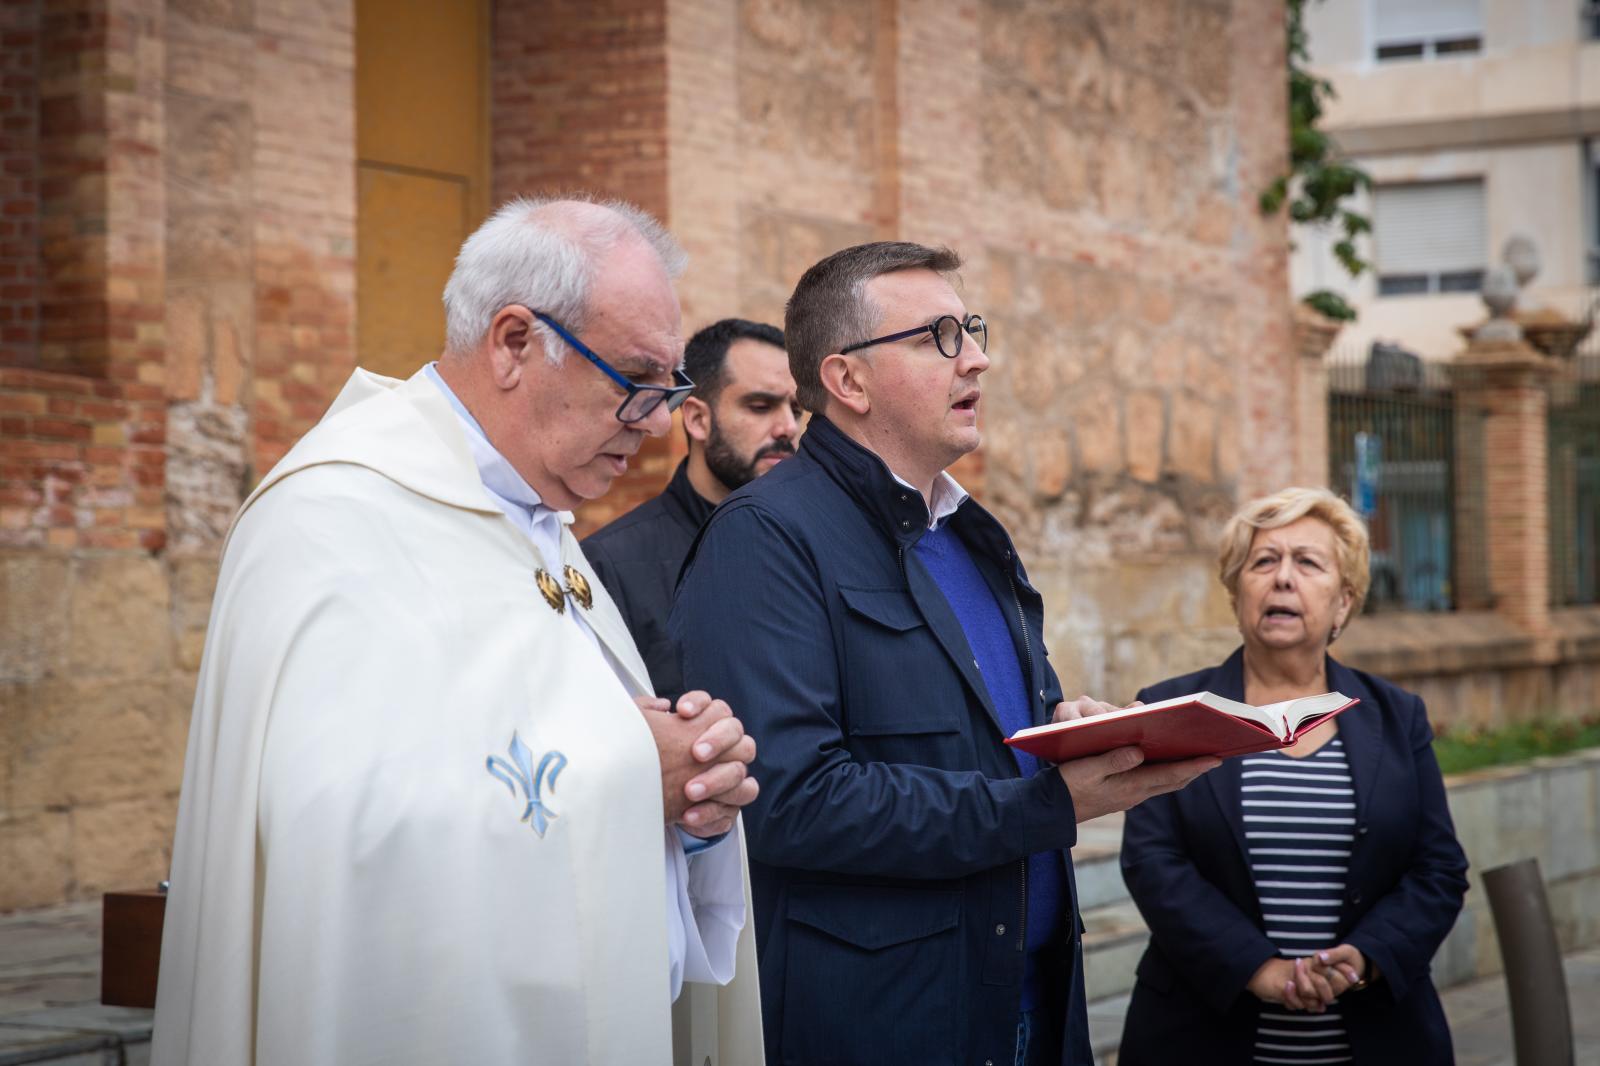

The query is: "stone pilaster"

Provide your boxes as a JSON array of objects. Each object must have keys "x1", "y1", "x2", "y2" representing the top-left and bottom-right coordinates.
[{"x1": 1292, "y1": 303, "x2": 1339, "y2": 489}]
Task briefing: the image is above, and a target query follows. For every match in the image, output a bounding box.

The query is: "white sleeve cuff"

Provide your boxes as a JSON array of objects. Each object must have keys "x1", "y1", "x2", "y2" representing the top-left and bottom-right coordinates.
[{"x1": 664, "y1": 823, "x2": 746, "y2": 1000}]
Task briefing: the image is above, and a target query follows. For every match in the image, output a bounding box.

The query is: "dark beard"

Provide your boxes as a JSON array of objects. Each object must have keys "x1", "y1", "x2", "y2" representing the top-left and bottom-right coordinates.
[{"x1": 704, "y1": 423, "x2": 794, "y2": 493}]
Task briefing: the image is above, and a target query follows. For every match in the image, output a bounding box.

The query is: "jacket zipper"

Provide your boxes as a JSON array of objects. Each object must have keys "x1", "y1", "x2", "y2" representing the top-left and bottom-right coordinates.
[
  {"x1": 1017, "y1": 857, "x2": 1028, "y2": 953},
  {"x1": 1006, "y1": 553, "x2": 1034, "y2": 955},
  {"x1": 1005, "y1": 562, "x2": 1036, "y2": 701}
]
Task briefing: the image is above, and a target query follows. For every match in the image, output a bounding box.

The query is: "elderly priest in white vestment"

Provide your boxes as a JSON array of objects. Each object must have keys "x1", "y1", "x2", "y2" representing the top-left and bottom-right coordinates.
[{"x1": 152, "y1": 197, "x2": 765, "y2": 1066}]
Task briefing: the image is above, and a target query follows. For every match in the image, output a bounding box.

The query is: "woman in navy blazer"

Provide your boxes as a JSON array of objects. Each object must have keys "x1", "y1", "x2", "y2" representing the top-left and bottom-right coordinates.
[{"x1": 1118, "y1": 488, "x2": 1469, "y2": 1065}]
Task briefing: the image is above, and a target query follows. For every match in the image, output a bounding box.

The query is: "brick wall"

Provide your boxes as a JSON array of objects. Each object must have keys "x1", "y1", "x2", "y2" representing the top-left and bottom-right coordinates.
[
  {"x1": 0, "y1": 0, "x2": 168, "y2": 557},
  {"x1": 102, "y1": 0, "x2": 167, "y2": 391},
  {"x1": 495, "y1": 0, "x2": 676, "y2": 534},
  {"x1": 1480, "y1": 378, "x2": 1549, "y2": 630},
  {"x1": 36, "y1": 0, "x2": 121, "y2": 378},
  {"x1": 0, "y1": 0, "x2": 38, "y2": 369},
  {"x1": 250, "y1": 0, "x2": 357, "y2": 478},
  {"x1": 492, "y1": 0, "x2": 668, "y2": 217},
  {"x1": 0, "y1": 369, "x2": 164, "y2": 551},
  {"x1": 1454, "y1": 342, "x2": 1558, "y2": 637}
]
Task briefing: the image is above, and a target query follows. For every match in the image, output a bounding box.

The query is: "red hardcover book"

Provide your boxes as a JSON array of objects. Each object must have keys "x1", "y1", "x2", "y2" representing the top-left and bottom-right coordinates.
[{"x1": 1005, "y1": 691, "x2": 1359, "y2": 764}]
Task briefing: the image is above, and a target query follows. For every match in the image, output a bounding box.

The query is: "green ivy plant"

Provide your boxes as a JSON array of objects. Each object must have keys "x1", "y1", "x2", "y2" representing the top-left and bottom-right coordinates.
[{"x1": 1260, "y1": 0, "x2": 1372, "y2": 322}]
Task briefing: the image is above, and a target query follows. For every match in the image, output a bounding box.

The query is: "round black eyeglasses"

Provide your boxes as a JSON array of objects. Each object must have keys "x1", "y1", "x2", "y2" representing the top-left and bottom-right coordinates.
[{"x1": 839, "y1": 313, "x2": 988, "y2": 360}]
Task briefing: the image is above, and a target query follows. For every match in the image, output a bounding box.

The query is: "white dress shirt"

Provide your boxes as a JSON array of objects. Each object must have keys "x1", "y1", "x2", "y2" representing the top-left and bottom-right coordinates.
[{"x1": 892, "y1": 468, "x2": 971, "y2": 529}]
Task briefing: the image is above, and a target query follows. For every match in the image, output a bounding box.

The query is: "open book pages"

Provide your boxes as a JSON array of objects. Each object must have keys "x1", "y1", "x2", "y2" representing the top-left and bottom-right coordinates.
[{"x1": 1010, "y1": 690, "x2": 1354, "y2": 743}]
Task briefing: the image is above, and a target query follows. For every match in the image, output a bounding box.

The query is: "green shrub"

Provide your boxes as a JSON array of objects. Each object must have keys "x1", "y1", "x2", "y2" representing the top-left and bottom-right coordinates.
[{"x1": 1433, "y1": 717, "x2": 1600, "y2": 775}]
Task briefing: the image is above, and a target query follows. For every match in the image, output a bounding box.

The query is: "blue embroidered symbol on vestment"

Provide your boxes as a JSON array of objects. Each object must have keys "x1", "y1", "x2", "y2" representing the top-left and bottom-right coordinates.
[{"x1": 486, "y1": 732, "x2": 567, "y2": 836}]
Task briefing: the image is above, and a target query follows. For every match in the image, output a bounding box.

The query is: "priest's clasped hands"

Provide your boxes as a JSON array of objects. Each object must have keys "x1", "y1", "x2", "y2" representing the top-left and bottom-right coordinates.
[{"x1": 637, "y1": 692, "x2": 760, "y2": 838}]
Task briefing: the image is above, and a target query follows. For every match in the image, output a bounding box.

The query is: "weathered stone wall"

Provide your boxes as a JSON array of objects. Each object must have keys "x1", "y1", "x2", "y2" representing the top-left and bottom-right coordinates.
[
  {"x1": 0, "y1": 0, "x2": 355, "y2": 910},
  {"x1": 667, "y1": 0, "x2": 1294, "y2": 700},
  {"x1": 972, "y1": 0, "x2": 1294, "y2": 701}
]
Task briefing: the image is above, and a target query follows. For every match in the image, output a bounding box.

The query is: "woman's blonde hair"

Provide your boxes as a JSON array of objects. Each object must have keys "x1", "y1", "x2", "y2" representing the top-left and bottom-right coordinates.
[{"x1": 1218, "y1": 487, "x2": 1372, "y2": 627}]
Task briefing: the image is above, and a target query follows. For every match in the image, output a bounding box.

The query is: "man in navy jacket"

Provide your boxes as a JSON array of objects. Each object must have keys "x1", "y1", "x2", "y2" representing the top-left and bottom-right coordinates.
[{"x1": 671, "y1": 242, "x2": 1219, "y2": 1065}]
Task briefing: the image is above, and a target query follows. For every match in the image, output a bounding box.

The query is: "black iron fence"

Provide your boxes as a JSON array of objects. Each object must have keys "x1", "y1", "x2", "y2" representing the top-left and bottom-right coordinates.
[
  {"x1": 1327, "y1": 291, "x2": 1597, "y2": 615},
  {"x1": 1327, "y1": 346, "x2": 1485, "y2": 613},
  {"x1": 1549, "y1": 295, "x2": 1600, "y2": 607}
]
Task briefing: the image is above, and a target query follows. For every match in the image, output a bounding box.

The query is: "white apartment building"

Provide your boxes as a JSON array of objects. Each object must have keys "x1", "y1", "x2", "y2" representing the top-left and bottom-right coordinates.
[{"x1": 1293, "y1": 0, "x2": 1600, "y2": 358}]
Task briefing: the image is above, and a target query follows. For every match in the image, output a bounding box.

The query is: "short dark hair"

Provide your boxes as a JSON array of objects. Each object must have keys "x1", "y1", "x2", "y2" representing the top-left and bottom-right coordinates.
[
  {"x1": 784, "y1": 241, "x2": 962, "y2": 414},
  {"x1": 682, "y1": 317, "x2": 785, "y2": 406}
]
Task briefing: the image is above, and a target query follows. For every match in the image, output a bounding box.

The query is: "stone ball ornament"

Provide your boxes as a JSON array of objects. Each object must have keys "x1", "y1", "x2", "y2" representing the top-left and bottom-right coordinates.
[
  {"x1": 1502, "y1": 234, "x2": 1540, "y2": 288},
  {"x1": 1480, "y1": 265, "x2": 1518, "y2": 319},
  {"x1": 1473, "y1": 265, "x2": 1523, "y2": 342}
]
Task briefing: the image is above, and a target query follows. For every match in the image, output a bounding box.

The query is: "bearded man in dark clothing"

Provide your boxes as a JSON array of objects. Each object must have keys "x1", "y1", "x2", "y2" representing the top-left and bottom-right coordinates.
[{"x1": 583, "y1": 317, "x2": 801, "y2": 700}]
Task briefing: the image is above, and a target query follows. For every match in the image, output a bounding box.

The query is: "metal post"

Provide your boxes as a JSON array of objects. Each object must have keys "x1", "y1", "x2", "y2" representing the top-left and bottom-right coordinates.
[{"x1": 1482, "y1": 858, "x2": 1574, "y2": 1066}]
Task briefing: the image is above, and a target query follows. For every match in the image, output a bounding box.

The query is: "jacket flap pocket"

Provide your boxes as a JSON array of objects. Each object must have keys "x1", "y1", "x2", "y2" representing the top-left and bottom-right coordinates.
[
  {"x1": 787, "y1": 886, "x2": 962, "y2": 950},
  {"x1": 838, "y1": 585, "x2": 924, "y2": 632}
]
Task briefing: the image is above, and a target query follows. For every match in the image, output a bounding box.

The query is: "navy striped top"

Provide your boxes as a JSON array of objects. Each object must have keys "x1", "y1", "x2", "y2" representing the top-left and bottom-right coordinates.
[{"x1": 1242, "y1": 739, "x2": 1355, "y2": 1065}]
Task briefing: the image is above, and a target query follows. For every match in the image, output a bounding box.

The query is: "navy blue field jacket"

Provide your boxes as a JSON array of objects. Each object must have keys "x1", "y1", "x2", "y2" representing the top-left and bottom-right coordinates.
[{"x1": 671, "y1": 415, "x2": 1091, "y2": 1066}]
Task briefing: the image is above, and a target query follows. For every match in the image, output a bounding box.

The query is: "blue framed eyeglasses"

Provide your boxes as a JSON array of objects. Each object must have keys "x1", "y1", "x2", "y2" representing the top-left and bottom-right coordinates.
[
  {"x1": 532, "y1": 311, "x2": 696, "y2": 425},
  {"x1": 839, "y1": 313, "x2": 987, "y2": 359}
]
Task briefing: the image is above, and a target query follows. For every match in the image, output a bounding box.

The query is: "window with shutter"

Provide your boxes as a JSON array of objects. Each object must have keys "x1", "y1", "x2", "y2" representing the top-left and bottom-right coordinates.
[
  {"x1": 1373, "y1": 180, "x2": 1487, "y2": 296},
  {"x1": 1372, "y1": 0, "x2": 1482, "y2": 60}
]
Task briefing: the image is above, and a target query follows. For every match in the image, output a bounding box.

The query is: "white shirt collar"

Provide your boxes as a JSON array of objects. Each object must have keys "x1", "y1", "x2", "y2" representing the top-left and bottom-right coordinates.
[
  {"x1": 891, "y1": 469, "x2": 970, "y2": 530},
  {"x1": 423, "y1": 362, "x2": 571, "y2": 545}
]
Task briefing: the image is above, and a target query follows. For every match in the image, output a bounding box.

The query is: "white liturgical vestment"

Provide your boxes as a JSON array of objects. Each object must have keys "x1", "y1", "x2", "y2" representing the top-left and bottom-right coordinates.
[
  {"x1": 152, "y1": 367, "x2": 763, "y2": 1066},
  {"x1": 421, "y1": 362, "x2": 741, "y2": 997}
]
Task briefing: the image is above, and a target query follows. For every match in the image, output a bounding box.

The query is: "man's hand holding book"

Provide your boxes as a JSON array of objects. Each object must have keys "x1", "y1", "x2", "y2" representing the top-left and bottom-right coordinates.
[{"x1": 1048, "y1": 696, "x2": 1222, "y2": 824}]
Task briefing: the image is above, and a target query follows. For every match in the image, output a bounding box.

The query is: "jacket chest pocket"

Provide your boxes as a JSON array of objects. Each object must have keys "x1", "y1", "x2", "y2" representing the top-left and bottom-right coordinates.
[{"x1": 837, "y1": 585, "x2": 964, "y2": 737}]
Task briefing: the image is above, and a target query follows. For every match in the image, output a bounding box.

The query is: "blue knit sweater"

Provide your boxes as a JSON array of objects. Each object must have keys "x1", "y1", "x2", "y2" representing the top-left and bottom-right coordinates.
[{"x1": 913, "y1": 522, "x2": 1066, "y2": 1011}]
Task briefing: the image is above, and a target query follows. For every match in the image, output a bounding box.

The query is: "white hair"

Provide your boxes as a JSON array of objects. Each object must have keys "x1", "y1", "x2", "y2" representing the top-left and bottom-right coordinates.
[{"x1": 441, "y1": 194, "x2": 687, "y2": 362}]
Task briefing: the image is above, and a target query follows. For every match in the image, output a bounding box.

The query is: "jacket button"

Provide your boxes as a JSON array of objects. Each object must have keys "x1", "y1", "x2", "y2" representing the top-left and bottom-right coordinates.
[
  {"x1": 1349, "y1": 890, "x2": 1363, "y2": 905},
  {"x1": 899, "y1": 518, "x2": 911, "y2": 530},
  {"x1": 1358, "y1": 823, "x2": 1369, "y2": 836},
  {"x1": 995, "y1": 923, "x2": 1006, "y2": 936},
  {"x1": 986, "y1": 1060, "x2": 995, "y2": 1065},
  {"x1": 1038, "y1": 689, "x2": 1046, "y2": 702}
]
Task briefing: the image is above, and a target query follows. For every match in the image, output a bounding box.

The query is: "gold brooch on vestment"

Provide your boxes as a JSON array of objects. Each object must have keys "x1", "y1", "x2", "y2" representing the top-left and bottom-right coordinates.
[
  {"x1": 535, "y1": 566, "x2": 595, "y2": 614},
  {"x1": 535, "y1": 569, "x2": 566, "y2": 614},
  {"x1": 563, "y1": 565, "x2": 594, "y2": 610}
]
